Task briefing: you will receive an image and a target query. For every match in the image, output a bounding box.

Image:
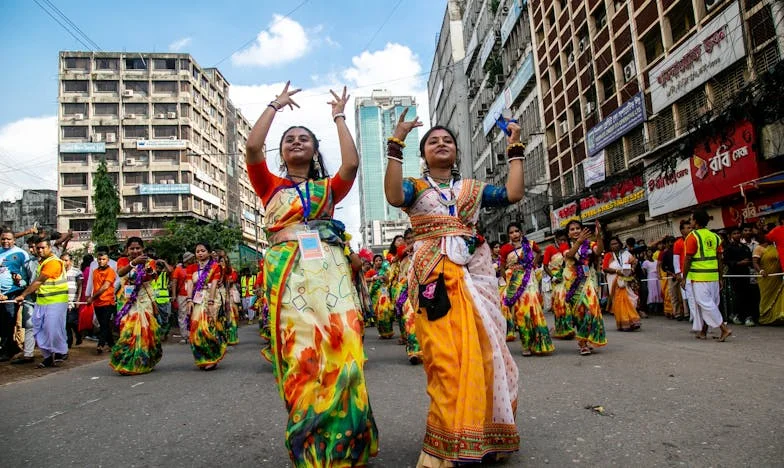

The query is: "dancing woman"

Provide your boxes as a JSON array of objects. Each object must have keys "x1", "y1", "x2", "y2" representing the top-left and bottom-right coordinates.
[
  {"x1": 397, "y1": 229, "x2": 423, "y2": 363},
  {"x1": 368, "y1": 254, "x2": 395, "y2": 339},
  {"x1": 563, "y1": 220, "x2": 607, "y2": 355},
  {"x1": 384, "y1": 110, "x2": 522, "y2": 466},
  {"x1": 500, "y1": 223, "x2": 554, "y2": 356},
  {"x1": 245, "y1": 82, "x2": 377, "y2": 467},
  {"x1": 602, "y1": 236, "x2": 641, "y2": 331},
  {"x1": 110, "y1": 237, "x2": 163, "y2": 375},
  {"x1": 544, "y1": 229, "x2": 573, "y2": 338},
  {"x1": 186, "y1": 242, "x2": 227, "y2": 370}
]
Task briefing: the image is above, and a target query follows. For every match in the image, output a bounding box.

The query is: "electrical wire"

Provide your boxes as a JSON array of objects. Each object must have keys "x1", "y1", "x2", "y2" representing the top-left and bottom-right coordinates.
[
  {"x1": 41, "y1": 0, "x2": 102, "y2": 51},
  {"x1": 31, "y1": 0, "x2": 100, "y2": 52}
]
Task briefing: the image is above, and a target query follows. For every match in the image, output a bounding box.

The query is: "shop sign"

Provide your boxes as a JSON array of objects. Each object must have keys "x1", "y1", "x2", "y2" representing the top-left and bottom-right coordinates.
[
  {"x1": 582, "y1": 150, "x2": 606, "y2": 187},
  {"x1": 137, "y1": 139, "x2": 187, "y2": 150},
  {"x1": 646, "y1": 158, "x2": 697, "y2": 217},
  {"x1": 550, "y1": 201, "x2": 579, "y2": 230},
  {"x1": 500, "y1": 0, "x2": 524, "y2": 45},
  {"x1": 721, "y1": 193, "x2": 784, "y2": 226},
  {"x1": 586, "y1": 93, "x2": 646, "y2": 156},
  {"x1": 138, "y1": 183, "x2": 189, "y2": 195},
  {"x1": 60, "y1": 142, "x2": 105, "y2": 153},
  {"x1": 579, "y1": 175, "x2": 647, "y2": 221},
  {"x1": 648, "y1": 2, "x2": 745, "y2": 113}
]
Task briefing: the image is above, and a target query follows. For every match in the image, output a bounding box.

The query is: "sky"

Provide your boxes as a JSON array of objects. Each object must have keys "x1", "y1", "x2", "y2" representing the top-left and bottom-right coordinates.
[{"x1": 0, "y1": 0, "x2": 447, "y2": 244}]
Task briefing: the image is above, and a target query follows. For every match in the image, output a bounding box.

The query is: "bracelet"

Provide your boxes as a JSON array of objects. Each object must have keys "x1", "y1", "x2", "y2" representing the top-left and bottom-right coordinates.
[
  {"x1": 386, "y1": 156, "x2": 404, "y2": 163},
  {"x1": 387, "y1": 137, "x2": 406, "y2": 148},
  {"x1": 507, "y1": 142, "x2": 526, "y2": 157},
  {"x1": 268, "y1": 100, "x2": 282, "y2": 111},
  {"x1": 507, "y1": 156, "x2": 526, "y2": 162},
  {"x1": 333, "y1": 112, "x2": 346, "y2": 122},
  {"x1": 387, "y1": 144, "x2": 403, "y2": 159}
]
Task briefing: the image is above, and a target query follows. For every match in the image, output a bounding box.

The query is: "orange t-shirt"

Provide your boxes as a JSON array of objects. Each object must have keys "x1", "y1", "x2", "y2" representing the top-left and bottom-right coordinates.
[
  {"x1": 39, "y1": 256, "x2": 64, "y2": 280},
  {"x1": 673, "y1": 238, "x2": 686, "y2": 271},
  {"x1": 92, "y1": 266, "x2": 118, "y2": 306}
]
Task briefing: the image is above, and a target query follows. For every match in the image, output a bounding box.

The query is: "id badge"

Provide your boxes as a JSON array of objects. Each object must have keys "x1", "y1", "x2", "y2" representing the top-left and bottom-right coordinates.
[
  {"x1": 193, "y1": 290, "x2": 205, "y2": 305},
  {"x1": 582, "y1": 265, "x2": 590, "y2": 276},
  {"x1": 297, "y1": 231, "x2": 324, "y2": 261},
  {"x1": 123, "y1": 285, "x2": 135, "y2": 299}
]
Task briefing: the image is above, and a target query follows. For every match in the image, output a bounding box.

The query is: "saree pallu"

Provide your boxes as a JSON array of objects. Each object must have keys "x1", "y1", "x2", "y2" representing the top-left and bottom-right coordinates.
[
  {"x1": 564, "y1": 260, "x2": 607, "y2": 348},
  {"x1": 399, "y1": 289, "x2": 423, "y2": 362},
  {"x1": 405, "y1": 178, "x2": 519, "y2": 464},
  {"x1": 549, "y1": 252, "x2": 574, "y2": 339},
  {"x1": 499, "y1": 281, "x2": 517, "y2": 342},
  {"x1": 110, "y1": 284, "x2": 162, "y2": 375},
  {"x1": 759, "y1": 245, "x2": 784, "y2": 325},
  {"x1": 225, "y1": 288, "x2": 240, "y2": 346},
  {"x1": 504, "y1": 266, "x2": 554, "y2": 355},
  {"x1": 264, "y1": 179, "x2": 378, "y2": 468}
]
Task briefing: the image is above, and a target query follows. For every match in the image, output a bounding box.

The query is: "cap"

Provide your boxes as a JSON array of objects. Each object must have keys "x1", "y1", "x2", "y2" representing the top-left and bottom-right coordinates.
[{"x1": 182, "y1": 252, "x2": 195, "y2": 262}]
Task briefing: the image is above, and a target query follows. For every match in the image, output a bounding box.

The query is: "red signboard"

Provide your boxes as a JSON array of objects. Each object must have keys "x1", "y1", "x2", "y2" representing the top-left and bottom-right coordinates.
[
  {"x1": 690, "y1": 120, "x2": 758, "y2": 203},
  {"x1": 721, "y1": 192, "x2": 784, "y2": 227}
]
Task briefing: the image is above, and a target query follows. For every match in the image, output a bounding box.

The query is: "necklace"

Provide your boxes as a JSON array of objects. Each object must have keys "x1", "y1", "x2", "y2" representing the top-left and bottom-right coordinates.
[
  {"x1": 430, "y1": 175, "x2": 451, "y2": 184},
  {"x1": 425, "y1": 176, "x2": 457, "y2": 213}
]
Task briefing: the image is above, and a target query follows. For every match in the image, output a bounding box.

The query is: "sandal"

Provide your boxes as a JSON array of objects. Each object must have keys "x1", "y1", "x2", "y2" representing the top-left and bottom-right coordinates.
[
  {"x1": 522, "y1": 350, "x2": 532, "y2": 357},
  {"x1": 579, "y1": 347, "x2": 591, "y2": 355},
  {"x1": 718, "y1": 330, "x2": 732, "y2": 342}
]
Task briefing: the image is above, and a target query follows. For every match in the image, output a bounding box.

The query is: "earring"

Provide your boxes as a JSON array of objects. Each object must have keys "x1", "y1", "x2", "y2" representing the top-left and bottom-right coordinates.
[{"x1": 451, "y1": 161, "x2": 460, "y2": 179}]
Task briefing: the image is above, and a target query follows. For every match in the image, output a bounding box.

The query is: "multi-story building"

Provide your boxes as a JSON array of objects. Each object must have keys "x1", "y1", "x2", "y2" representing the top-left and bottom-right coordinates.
[
  {"x1": 355, "y1": 90, "x2": 420, "y2": 250},
  {"x1": 430, "y1": 0, "x2": 550, "y2": 242},
  {"x1": 56, "y1": 51, "x2": 263, "y2": 250},
  {"x1": 532, "y1": 0, "x2": 783, "y2": 241},
  {"x1": 0, "y1": 189, "x2": 57, "y2": 237}
]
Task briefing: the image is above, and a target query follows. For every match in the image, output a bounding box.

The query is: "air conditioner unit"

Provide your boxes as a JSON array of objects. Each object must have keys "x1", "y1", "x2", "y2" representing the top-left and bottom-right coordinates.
[
  {"x1": 578, "y1": 38, "x2": 587, "y2": 53},
  {"x1": 73, "y1": 113, "x2": 85, "y2": 120},
  {"x1": 485, "y1": 167, "x2": 494, "y2": 177},
  {"x1": 167, "y1": 112, "x2": 177, "y2": 119},
  {"x1": 124, "y1": 113, "x2": 136, "y2": 119},
  {"x1": 125, "y1": 158, "x2": 136, "y2": 166},
  {"x1": 124, "y1": 207, "x2": 132, "y2": 213},
  {"x1": 133, "y1": 202, "x2": 143, "y2": 212},
  {"x1": 168, "y1": 135, "x2": 177, "y2": 140},
  {"x1": 496, "y1": 152, "x2": 506, "y2": 164},
  {"x1": 480, "y1": 103, "x2": 489, "y2": 111},
  {"x1": 585, "y1": 102, "x2": 595, "y2": 114},
  {"x1": 623, "y1": 62, "x2": 636, "y2": 82},
  {"x1": 705, "y1": 0, "x2": 719, "y2": 11},
  {"x1": 92, "y1": 133, "x2": 102, "y2": 142},
  {"x1": 156, "y1": 113, "x2": 166, "y2": 119},
  {"x1": 567, "y1": 53, "x2": 574, "y2": 65},
  {"x1": 560, "y1": 121, "x2": 569, "y2": 133},
  {"x1": 106, "y1": 133, "x2": 116, "y2": 142},
  {"x1": 122, "y1": 89, "x2": 134, "y2": 97},
  {"x1": 495, "y1": 74, "x2": 506, "y2": 85}
]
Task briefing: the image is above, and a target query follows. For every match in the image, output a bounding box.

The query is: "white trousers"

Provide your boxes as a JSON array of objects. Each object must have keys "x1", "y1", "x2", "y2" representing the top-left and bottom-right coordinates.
[{"x1": 686, "y1": 280, "x2": 723, "y2": 331}]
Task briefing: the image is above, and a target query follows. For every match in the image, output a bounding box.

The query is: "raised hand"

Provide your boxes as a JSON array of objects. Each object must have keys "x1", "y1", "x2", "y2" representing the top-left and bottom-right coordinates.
[
  {"x1": 506, "y1": 121, "x2": 522, "y2": 145},
  {"x1": 274, "y1": 81, "x2": 302, "y2": 111},
  {"x1": 328, "y1": 86, "x2": 350, "y2": 119},
  {"x1": 392, "y1": 108, "x2": 423, "y2": 141},
  {"x1": 577, "y1": 227, "x2": 592, "y2": 243}
]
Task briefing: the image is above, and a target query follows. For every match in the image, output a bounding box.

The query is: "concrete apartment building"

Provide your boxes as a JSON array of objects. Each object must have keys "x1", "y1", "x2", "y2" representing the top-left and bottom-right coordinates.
[
  {"x1": 0, "y1": 189, "x2": 57, "y2": 235},
  {"x1": 532, "y1": 0, "x2": 783, "y2": 240},
  {"x1": 355, "y1": 90, "x2": 420, "y2": 251},
  {"x1": 429, "y1": 0, "x2": 550, "y2": 242},
  {"x1": 56, "y1": 51, "x2": 263, "y2": 250}
]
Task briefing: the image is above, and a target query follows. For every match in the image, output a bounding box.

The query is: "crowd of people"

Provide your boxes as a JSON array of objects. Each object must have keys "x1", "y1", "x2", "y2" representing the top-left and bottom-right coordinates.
[{"x1": 1, "y1": 81, "x2": 783, "y2": 468}]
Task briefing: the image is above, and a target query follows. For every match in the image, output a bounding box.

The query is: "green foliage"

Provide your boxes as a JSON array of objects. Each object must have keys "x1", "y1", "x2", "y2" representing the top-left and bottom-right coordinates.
[
  {"x1": 483, "y1": 53, "x2": 503, "y2": 87},
  {"x1": 147, "y1": 218, "x2": 243, "y2": 263},
  {"x1": 91, "y1": 158, "x2": 120, "y2": 247},
  {"x1": 490, "y1": 0, "x2": 500, "y2": 14}
]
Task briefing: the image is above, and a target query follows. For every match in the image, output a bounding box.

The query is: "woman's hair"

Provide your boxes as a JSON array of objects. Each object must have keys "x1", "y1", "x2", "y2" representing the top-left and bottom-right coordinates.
[
  {"x1": 125, "y1": 236, "x2": 144, "y2": 249},
  {"x1": 80, "y1": 254, "x2": 94, "y2": 270},
  {"x1": 609, "y1": 236, "x2": 623, "y2": 247},
  {"x1": 372, "y1": 254, "x2": 383, "y2": 263},
  {"x1": 194, "y1": 242, "x2": 212, "y2": 253},
  {"x1": 565, "y1": 219, "x2": 583, "y2": 231},
  {"x1": 419, "y1": 125, "x2": 460, "y2": 179},
  {"x1": 388, "y1": 235, "x2": 404, "y2": 256},
  {"x1": 279, "y1": 126, "x2": 330, "y2": 180},
  {"x1": 489, "y1": 241, "x2": 500, "y2": 249},
  {"x1": 507, "y1": 222, "x2": 523, "y2": 234},
  {"x1": 404, "y1": 227, "x2": 414, "y2": 237}
]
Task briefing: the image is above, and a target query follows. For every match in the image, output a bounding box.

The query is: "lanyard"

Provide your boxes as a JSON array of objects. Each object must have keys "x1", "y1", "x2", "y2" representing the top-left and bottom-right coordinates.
[
  {"x1": 289, "y1": 178, "x2": 311, "y2": 225},
  {"x1": 425, "y1": 176, "x2": 456, "y2": 216}
]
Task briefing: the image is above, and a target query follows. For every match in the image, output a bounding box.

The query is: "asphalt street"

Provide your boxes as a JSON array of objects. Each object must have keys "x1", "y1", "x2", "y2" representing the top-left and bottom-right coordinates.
[{"x1": 1, "y1": 316, "x2": 782, "y2": 467}]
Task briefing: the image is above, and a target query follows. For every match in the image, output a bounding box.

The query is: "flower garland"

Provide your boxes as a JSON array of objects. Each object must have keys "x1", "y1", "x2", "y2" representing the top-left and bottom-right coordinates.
[
  {"x1": 566, "y1": 240, "x2": 592, "y2": 304},
  {"x1": 503, "y1": 239, "x2": 534, "y2": 307},
  {"x1": 115, "y1": 263, "x2": 145, "y2": 326},
  {"x1": 395, "y1": 288, "x2": 409, "y2": 314}
]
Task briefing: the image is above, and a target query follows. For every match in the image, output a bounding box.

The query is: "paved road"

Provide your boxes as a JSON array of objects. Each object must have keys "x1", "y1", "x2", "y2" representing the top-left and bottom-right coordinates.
[{"x1": 1, "y1": 316, "x2": 783, "y2": 467}]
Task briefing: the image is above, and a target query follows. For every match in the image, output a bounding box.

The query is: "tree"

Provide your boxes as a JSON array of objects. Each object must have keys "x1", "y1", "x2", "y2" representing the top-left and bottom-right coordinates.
[
  {"x1": 147, "y1": 218, "x2": 243, "y2": 262},
  {"x1": 91, "y1": 158, "x2": 120, "y2": 247}
]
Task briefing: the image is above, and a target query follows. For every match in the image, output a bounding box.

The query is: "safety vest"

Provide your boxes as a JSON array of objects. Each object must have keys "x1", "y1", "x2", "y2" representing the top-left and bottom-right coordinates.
[
  {"x1": 241, "y1": 276, "x2": 253, "y2": 297},
  {"x1": 687, "y1": 228, "x2": 720, "y2": 282},
  {"x1": 36, "y1": 255, "x2": 69, "y2": 305},
  {"x1": 151, "y1": 271, "x2": 170, "y2": 304}
]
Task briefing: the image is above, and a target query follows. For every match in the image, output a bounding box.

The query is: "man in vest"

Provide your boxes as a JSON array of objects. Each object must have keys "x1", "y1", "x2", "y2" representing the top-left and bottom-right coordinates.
[
  {"x1": 240, "y1": 268, "x2": 254, "y2": 322},
  {"x1": 14, "y1": 238, "x2": 70, "y2": 368},
  {"x1": 680, "y1": 209, "x2": 732, "y2": 342},
  {"x1": 148, "y1": 248, "x2": 173, "y2": 340}
]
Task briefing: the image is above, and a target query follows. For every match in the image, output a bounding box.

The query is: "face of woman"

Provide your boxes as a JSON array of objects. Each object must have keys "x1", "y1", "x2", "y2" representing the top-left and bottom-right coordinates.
[
  {"x1": 373, "y1": 258, "x2": 382, "y2": 269},
  {"x1": 610, "y1": 239, "x2": 621, "y2": 252},
  {"x1": 282, "y1": 128, "x2": 316, "y2": 168},
  {"x1": 127, "y1": 242, "x2": 143, "y2": 259},
  {"x1": 507, "y1": 226, "x2": 522, "y2": 243},
  {"x1": 568, "y1": 223, "x2": 583, "y2": 239},
  {"x1": 195, "y1": 245, "x2": 209, "y2": 261},
  {"x1": 394, "y1": 237, "x2": 405, "y2": 249},
  {"x1": 492, "y1": 244, "x2": 500, "y2": 255},
  {"x1": 423, "y1": 129, "x2": 456, "y2": 169}
]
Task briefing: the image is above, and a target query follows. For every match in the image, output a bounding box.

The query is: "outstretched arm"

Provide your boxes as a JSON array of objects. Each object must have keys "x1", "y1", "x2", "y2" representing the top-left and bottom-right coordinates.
[
  {"x1": 329, "y1": 87, "x2": 359, "y2": 182},
  {"x1": 505, "y1": 122, "x2": 525, "y2": 203},
  {"x1": 384, "y1": 108, "x2": 422, "y2": 207},
  {"x1": 245, "y1": 81, "x2": 301, "y2": 165}
]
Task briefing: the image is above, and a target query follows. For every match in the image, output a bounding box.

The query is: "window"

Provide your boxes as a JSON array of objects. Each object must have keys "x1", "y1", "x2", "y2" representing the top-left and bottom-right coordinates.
[
  {"x1": 95, "y1": 58, "x2": 119, "y2": 71},
  {"x1": 124, "y1": 103, "x2": 149, "y2": 117},
  {"x1": 124, "y1": 125, "x2": 149, "y2": 139},
  {"x1": 181, "y1": 126, "x2": 191, "y2": 140},
  {"x1": 642, "y1": 28, "x2": 664, "y2": 66},
  {"x1": 61, "y1": 153, "x2": 88, "y2": 163},
  {"x1": 153, "y1": 152, "x2": 178, "y2": 163},
  {"x1": 153, "y1": 81, "x2": 177, "y2": 94},
  {"x1": 63, "y1": 80, "x2": 88, "y2": 93},
  {"x1": 63, "y1": 57, "x2": 89, "y2": 70},
  {"x1": 124, "y1": 81, "x2": 149, "y2": 95},
  {"x1": 103, "y1": 149, "x2": 119, "y2": 162},
  {"x1": 94, "y1": 80, "x2": 118, "y2": 93},
  {"x1": 62, "y1": 173, "x2": 87, "y2": 186},
  {"x1": 180, "y1": 81, "x2": 191, "y2": 93},
  {"x1": 125, "y1": 58, "x2": 147, "y2": 70},
  {"x1": 62, "y1": 126, "x2": 88, "y2": 139},
  {"x1": 606, "y1": 139, "x2": 625, "y2": 174},
  {"x1": 93, "y1": 103, "x2": 118, "y2": 117},
  {"x1": 153, "y1": 103, "x2": 177, "y2": 114},
  {"x1": 564, "y1": 171, "x2": 575, "y2": 196},
  {"x1": 180, "y1": 104, "x2": 191, "y2": 118},
  {"x1": 153, "y1": 195, "x2": 178, "y2": 209},
  {"x1": 93, "y1": 125, "x2": 118, "y2": 139},
  {"x1": 182, "y1": 171, "x2": 192, "y2": 183},
  {"x1": 601, "y1": 72, "x2": 616, "y2": 101},
  {"x1": 153, "y1": 171, "x2": 178, "y2": 183},
  {"x1": 179, "y1": 59, "x2": 190, "y2": 71},
  {"x1": 124, "y1": 149, "x2": 150, "y2": 162},
  {"x1": 668, "y1": 1, "x2": 695, "y2": 45},
  {"x1": 63, "y1": 103, "x2": 87, "y2": 115},
  {"x1": 124, "y1": 172, "x2": 149, "y2": 185},
  {"x1": 592, "y1": 4, "x2": 607, "y2": 30},
  {"x1": 62, "y1": 197, "x2": 87, "y2": 210},
  {"x1": 153, "y1": 126, "x2": 178, "y2": 138},
  {"x1": 153, "y1": 58, "x2": 176, "y2": 70},
  {"x1": 570, "y1": 101, "x2": 582, "y2": 126}
]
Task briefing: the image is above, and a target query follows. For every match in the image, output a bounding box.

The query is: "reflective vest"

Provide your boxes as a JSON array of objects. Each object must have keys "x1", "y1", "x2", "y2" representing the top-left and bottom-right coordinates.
[
  {"x1": 151, "y1": 271, "x2": 170, "y2": 305},
  {"x1": 36, "y1": 255, "x2": 69, "y2": 305},
  {"x1": 687, "y1": 228, "x2": 720, "y2": 282},
  {"x1": 240, "y1": 276, "x2": 253, "y2": 297}
]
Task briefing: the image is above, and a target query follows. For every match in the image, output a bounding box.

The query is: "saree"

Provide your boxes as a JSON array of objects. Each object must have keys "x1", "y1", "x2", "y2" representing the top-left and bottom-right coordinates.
[
  {"x1": 263, "y1": 177, "x2": 378, "y2": 467},
  {"x1": 396, "y1": 253, "x2": 422, "y2": 362},
  {"x1": 111, "y1": 265, "x2": 162, "y2": 375},
  {"x1": 758, "y1": 245, "x2": 784, "y2": 325},
  {"x1": 548, "y1": 249, "x2": 574, "y2": 339},
  {"x1": 369, "y1": 263, "x2": 395, "y2": 339},
  {"x1": 564, "y1": 248, "x2": 607, "y2": 348},
  {"x1": 188, "y1": 263, "x2": 228, "y2": 369},
  {"x1": 404, "y1": 177, "x2": 519, "y2": 464},
  {"x1": 604, "y1": 252, "x2": 641, "y2": 331}
]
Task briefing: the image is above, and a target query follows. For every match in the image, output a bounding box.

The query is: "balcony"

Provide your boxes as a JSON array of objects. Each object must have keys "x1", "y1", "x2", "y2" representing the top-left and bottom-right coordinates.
[{"x1": 71, "y1": 228, "x2": 168, "y2": 242}]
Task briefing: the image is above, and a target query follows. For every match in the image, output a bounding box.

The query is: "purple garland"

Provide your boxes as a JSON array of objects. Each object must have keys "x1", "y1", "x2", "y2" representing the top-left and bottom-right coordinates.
[
  {"x1": 115, "y1": 263, "x2": 145, "y2": 326},
  {"x1": 395, "y1": 288, "x2": 409, "y2": 316},
  {"x1": 566, "y1": 240, "x2": 591, "y2": 303},
  {"x1": 502, "y1": 239, "x2": 534, "y2": 307}
]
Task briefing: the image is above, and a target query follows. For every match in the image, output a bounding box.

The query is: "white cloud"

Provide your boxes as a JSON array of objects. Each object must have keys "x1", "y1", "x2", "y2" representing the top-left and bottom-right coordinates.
[
  {"x1": 229, "y1": 43, "x2": 430, "y2": 247},
  {"x1": 231, "y1": 15, "x2": 309, "y2": 67},
  {"x1": 0, "y1": 116, "x2": 58, "y2": 201},
  {"x1": 168, "y1": 37, "x2": 192, "y2": 52}
]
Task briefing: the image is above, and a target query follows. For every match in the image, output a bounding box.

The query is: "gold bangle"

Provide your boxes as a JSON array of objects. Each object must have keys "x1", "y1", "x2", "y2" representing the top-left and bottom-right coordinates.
[
  {"x1": 507, "y1": 142, "x2": 526, "y2": 150},
  {"x1": 387, "y1": 137, "x2": 406, "y2": 148}
]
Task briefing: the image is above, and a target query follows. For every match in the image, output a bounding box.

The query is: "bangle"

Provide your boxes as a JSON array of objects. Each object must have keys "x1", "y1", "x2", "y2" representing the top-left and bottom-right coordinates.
[
  {"x1": 507, "y1": 156, "x2": 526, "y2": 162},
  {"x1": 333, "y1": 112, "x2": 346, "y2": 122},
  {"x1": 386, "y1": 156, "x2": 404, "y2": 163},
  {"x1": 268, "y1": 100, "x2": 282, "y2": 111},
  {"x1": 507, "y1": 142, "x2": 526, "y2": 157},
  {"x1": 387, "y1": 137, "x2": 406, "y2": 148}
]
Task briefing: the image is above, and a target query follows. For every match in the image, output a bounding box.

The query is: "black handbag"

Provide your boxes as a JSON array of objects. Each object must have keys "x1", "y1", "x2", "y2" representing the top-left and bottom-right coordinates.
[{"x1": 418, "y1": 261, "x2": 451, "y2": 321}]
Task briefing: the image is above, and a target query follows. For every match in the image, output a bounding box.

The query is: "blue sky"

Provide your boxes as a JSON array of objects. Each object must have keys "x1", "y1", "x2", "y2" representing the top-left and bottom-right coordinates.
[{"x1": 0, "y1": 0, "x2": 447, "y2": 239}]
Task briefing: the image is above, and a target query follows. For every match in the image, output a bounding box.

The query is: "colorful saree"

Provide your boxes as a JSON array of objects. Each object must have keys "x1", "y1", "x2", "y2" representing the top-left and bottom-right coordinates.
[
  {"x1": 548, "y1": 248, "x2": 574, "y2": 339},
  {"x1": 604, "y1": 252, "x2": 641, "y2": 331},
  {"x1": 370, "y1": 262, "x2": 395, "y2": 339},
  {"x1": 111, "y1": 267, "x2": 162, "y2": 375},
  {"x1": 564, "y1": 247, "x2": 607, "y2": 348},
  {"x1": 188, "y1": 262, "x2": 227, "y2": 369},
  {"x1": 758, "y1": 245, "x2": 784, "y2": 325}
]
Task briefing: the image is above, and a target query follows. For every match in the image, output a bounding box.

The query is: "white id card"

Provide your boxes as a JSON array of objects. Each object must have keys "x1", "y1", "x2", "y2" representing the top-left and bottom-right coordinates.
[
  {"x1": 123, "y1": 285, "x2": 135, "y2": 299},
  {"x1": 193, "y1": 290, "x2": 205, "y2": 305},
  {"x1": 297, "y1": 231, "x2": 324, "y2": 261}
]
